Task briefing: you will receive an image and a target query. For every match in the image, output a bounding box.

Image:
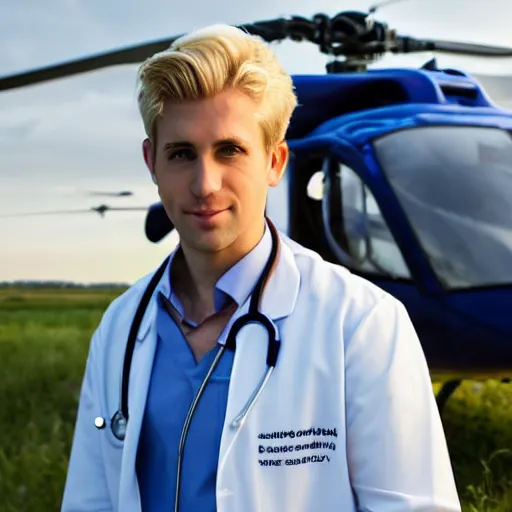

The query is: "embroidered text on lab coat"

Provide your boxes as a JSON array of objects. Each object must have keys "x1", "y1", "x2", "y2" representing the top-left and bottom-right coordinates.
[
  {"x1": 257, "y1": 429, "x2": 337, "y2": 467},
  {"x1": 257, "y1": 427, "x2": 338, "y2": 439}
]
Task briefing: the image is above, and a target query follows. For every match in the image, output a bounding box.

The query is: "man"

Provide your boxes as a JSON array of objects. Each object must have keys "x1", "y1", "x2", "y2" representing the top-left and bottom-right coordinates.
[{"x1": 61, "y1": 24, "x2": 461, "y2": 512}]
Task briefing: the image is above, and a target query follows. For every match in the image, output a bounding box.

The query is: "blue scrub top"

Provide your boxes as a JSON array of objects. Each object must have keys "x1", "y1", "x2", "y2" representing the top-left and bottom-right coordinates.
[{"x1": 136, "y1": 224, "x2": 272, "y2": 511}]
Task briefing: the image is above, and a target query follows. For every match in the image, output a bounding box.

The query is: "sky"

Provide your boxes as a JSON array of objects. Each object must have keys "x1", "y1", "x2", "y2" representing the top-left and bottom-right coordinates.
[{"x1": 1, "y1": 0, "x2": 512, "y2": 283}]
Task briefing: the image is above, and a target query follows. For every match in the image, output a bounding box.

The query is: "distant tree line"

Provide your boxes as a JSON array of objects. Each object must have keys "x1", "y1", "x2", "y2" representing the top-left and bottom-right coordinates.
[{"x1": 0, "y1": 281, "x2": 129, "y2": 289}]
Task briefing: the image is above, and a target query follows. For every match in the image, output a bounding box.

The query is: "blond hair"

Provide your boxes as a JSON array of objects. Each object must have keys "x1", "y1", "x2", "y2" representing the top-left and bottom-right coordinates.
[{"x1": 136, "y1": 24, "x2": 298, "y2": 150}]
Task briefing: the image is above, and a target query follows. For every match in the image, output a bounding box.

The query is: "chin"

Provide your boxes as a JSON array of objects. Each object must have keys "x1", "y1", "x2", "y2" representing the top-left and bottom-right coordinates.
[{"x1": 187, "y1": 232, "x2": 236, "y2": 254}]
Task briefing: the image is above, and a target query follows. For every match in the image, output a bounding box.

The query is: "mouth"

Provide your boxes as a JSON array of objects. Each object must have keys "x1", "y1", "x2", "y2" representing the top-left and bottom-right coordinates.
[
  {"x1": 193, "y1": 209, "x2": 222, "y2": 214},
  {"x1": 185, "y1": 208, "x2": 230, "y2": 222},
  {"x1": 189, "y1": 209, "x2": 225, "y2": 216}
]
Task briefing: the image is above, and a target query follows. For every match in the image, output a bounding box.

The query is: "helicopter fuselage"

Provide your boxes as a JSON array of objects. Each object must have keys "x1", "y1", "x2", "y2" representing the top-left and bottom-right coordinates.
[{"x1": 266, "y1": 68, "x2": 512, "y2": 380}]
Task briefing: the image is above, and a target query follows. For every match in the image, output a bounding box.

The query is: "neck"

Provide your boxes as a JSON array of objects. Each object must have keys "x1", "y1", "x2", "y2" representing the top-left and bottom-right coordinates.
[{"x1": 173, "y1": 218, "x2": 266, "y2": 312}]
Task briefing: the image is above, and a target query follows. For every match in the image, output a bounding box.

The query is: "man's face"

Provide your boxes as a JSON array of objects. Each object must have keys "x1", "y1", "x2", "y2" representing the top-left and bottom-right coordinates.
[{"x1": 143, "y1": 88, "x2": 288, "y2": 254}]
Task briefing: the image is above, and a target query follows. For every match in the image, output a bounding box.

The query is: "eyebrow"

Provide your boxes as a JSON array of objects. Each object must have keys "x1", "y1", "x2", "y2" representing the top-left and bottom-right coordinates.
[{"x1": 163, "y1": 137, "x2": 250, "y2": 151}]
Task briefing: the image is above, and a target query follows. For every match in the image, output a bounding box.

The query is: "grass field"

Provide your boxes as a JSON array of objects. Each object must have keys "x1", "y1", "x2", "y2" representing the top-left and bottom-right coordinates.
[{"x1": 0, "y1": 286, "x2": 511, "y2": 512}]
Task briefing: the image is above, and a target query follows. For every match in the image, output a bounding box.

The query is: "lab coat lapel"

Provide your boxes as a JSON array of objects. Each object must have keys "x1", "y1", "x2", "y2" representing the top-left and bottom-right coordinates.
[
  {"x1": 117, "y1": 296, "x2": 160, "y2": 512},
  {"x1": 217, "y1": 234, "x2": 300, "y2": 496}
]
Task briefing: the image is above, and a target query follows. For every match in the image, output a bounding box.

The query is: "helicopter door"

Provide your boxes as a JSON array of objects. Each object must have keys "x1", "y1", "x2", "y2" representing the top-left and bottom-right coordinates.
[{"x1": 318, "y1": 157, "x2": 410, "y2": 279}]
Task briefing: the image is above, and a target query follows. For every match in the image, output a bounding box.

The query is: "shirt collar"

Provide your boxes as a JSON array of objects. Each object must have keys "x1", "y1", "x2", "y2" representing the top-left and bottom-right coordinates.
[
  {"x1": 158, "y1": 221, "x2": 273, "y2": 323},
  {"x1": 137, "y1": 226, "x2": 300, "y2": 342},
  {"x1": 215, "y1": 221, "x2": 272, "y2": 309}
]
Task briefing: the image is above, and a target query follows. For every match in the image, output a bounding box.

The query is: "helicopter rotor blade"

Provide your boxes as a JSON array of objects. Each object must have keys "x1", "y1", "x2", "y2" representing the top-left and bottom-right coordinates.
[
  {"x1": 3, "y1": 10, "x2": 512, "y2": 93},
  {"x1": 0, "y1": 38, "x2": 178, "y2": 93},
  {"x1": 87, "y1": 190, "x2": 134, "y2": 197},
  {"x1": 426, "y1": 40, "x2": 512, "y2": 57},
  {"x1": 0, "y1": 205, "x2": 149, "y2": 218},
  {"x1": 368, "y1": 0, "x2": 409, "y2": 14},
  {"x1": 88, "y1": 204, "x2": 149, "y2": 216},
  {"x1": 95, "y1": 206, "x2": 148, "y2": 212},
  {"x1": 395, "y1": 36, "x2": 512, "y2": 57},
  {"x1": 0, "y1": 208, "x2": 94, "y2": 218},
  {"x1": 0, "y1": 17, "x2": 290, "y2": 93}
]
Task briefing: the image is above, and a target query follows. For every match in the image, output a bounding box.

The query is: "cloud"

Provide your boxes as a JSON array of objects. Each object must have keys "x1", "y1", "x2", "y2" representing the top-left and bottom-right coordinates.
[
  {"x1": 2, "y1": 0, "x2": 512, "y2": 282},
  {"x1": 0, "y1": 2, "x2": 110, "y2": 73},
  {"x1": 0, "y1": 68, "x2": 147, "y2": 183}
]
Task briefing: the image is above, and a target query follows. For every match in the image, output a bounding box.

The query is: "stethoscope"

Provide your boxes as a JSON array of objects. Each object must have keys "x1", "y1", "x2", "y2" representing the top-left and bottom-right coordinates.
[{"x1": 94, "y1": 218, "x2": 281, "y2": 512}]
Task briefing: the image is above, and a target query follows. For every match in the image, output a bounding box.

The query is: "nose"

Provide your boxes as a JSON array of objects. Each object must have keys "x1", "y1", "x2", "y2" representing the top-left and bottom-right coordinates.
[{"x1": 190, "y1": 156, "x2": 222, "y2": 198}]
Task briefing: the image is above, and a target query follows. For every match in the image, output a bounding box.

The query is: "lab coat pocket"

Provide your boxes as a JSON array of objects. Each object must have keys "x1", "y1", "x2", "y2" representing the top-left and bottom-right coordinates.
[
  {"x1": 104, "y1": 424, "x2": 125, "y2": 451},
  {"x1": 101, "y1": 423, "x2": 125, "y2": 483}
]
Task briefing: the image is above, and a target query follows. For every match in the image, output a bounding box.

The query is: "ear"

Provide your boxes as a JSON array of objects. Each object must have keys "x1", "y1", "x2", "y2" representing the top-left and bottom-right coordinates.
[
  {"x1": 142, "y1": 138, "x2": 157, "y2": 183},
  {"x1": 267, "y1": 140, "x2": 289, "y2": 188}
]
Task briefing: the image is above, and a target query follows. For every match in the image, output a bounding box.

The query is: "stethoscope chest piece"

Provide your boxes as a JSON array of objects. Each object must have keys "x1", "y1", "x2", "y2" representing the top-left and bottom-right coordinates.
[
  {"x1": 111, "y1": 410, "x2": 128, "y2": 441},
  {"x1": 94, "y1": 411, "x2": 127, "y2": 440}
]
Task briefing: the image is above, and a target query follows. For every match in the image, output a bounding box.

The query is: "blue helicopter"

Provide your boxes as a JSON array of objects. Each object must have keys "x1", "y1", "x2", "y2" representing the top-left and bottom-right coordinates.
[{"x1": 2, "y1": 9, "x2": 512, "y2": 413}]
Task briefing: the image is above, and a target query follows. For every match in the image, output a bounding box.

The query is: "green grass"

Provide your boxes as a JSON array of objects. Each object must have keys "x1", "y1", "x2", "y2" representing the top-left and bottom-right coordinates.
[{"x1": 0, "y1": 287, "x2": 511, "y2": 511}]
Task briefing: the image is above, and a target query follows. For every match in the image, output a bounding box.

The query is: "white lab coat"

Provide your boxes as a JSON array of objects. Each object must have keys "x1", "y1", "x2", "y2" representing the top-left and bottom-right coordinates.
[{"x1": 61, "y1": 232, "x2": 461, "y2": 512}]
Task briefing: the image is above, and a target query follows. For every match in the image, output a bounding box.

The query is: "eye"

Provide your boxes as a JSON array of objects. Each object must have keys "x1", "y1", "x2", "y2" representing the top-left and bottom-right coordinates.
[
  {"x1": 219, "y1": 145, "x2": 243, "y2": 158},
  {"x1": 168, "y1": 148, "x2": 195, "y2": 161}
]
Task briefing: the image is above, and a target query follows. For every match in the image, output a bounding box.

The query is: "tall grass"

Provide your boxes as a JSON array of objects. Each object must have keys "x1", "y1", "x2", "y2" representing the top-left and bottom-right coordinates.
[{"x1": 0, "y1": 287, "x2": 511, "y2": 511}]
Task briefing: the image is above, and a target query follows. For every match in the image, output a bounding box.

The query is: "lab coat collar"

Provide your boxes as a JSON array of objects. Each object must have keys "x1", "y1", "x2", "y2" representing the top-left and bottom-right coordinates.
[{"x1": 135, "y1": 228, "x2": 300, "y2": 342}]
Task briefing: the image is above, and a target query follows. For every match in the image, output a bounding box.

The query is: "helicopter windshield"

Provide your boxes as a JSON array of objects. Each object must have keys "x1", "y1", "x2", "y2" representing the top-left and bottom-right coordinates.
[{"x1": 372, "y1": 125, "x2": 512, "y2": 289}]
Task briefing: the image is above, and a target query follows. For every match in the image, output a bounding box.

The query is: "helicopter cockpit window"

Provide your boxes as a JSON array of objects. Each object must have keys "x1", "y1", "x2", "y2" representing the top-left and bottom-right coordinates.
[
  {"x1": 307, "y1": 164, "x2": 410, "y2": 279},
  {"x1": 373, "y1": 125, "x2": 512, "y2": 289}
]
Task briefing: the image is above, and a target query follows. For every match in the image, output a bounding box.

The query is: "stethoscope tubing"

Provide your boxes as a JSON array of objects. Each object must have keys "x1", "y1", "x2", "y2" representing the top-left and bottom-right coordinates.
[
  {"x1": 96, "y1": 218, "x2": 281, "y2": 512},
  {"x1": 173, "y1": 221, "x2": 280, "y2": 510},
  {"x1": 118, "y1": 254, "x2": 171, "y2": 430},
  {"x1": 174, "y1": 343, "x2": 228, "y2": 512}
]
